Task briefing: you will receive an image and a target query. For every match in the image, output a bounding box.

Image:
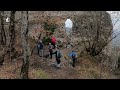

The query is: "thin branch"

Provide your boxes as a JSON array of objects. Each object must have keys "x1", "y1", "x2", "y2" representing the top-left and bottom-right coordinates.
[
  {"x1": 113, "y1": 19, "x2": 119, "y2": 26},
  {"x1": 97, "y1": 32, "x2": 120, "y2": 55},
  {"x1": 13, "y1": 56, "x2": 23, "y2": 61}
]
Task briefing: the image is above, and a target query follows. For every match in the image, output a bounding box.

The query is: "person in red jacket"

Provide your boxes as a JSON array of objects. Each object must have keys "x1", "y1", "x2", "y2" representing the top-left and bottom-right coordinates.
[{"x1": 51, "y1": 36, "x2": 57, "y2": 49}]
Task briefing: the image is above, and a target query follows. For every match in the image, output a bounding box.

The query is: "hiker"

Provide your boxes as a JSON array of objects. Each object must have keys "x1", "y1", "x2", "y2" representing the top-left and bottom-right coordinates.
[
  {"x1": 51, "y1": 36, "x2": 57, "y2": 49},
  {"x1": 68, "y1": 50, "x2": 77, "y2": 67},
  {"x1": 48, "y1": 43, "x2": 53, "y2": 59},
  {"x1": 65, "y1": 18, "x2": 73, "y2": 36},
  {"x1": 65, "y1": 18, "x2": 73, "y2": 48},
  {"x1": 37, "y1": 39, "x2": 44, "y2": 57},
  {"x1": 52, "y1": 47, "x2": 62, "y2": 68}
]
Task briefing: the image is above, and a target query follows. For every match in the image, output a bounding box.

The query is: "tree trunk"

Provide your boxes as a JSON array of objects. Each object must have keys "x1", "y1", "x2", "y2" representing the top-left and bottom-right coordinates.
[
  {"x1": 0, "y1": 52, "x2": 5, "y2": 65},
  {"x1": 9, "y1": 11, "x2": 16, "y2": 46},
  {"x1": 0, "y1": 46, "x2": 7, "y2": 65},
  {"x1": 0, "y1": 11, "x2": 6, "y2": 45},
  {"x1": 9, "y1": 11, "x2": 16, "y2": 61},
  {"x1": 20, "y1": 11, "x2": 29, "y2": 79}
]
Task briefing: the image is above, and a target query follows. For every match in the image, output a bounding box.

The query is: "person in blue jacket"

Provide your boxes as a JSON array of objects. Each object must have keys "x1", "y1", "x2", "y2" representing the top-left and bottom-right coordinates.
[{"x1": 68, "y1": 50, "x2": 77, "y2": 67}]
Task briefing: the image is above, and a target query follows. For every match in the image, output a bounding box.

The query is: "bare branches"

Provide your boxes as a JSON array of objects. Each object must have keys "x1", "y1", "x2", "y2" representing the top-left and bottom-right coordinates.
[
  {"x1": 96, "y1": 32, "x2": 120, "y2": 55},
  {"x1": 73, "y1": 11, "x2": 113, "y2": 56}
]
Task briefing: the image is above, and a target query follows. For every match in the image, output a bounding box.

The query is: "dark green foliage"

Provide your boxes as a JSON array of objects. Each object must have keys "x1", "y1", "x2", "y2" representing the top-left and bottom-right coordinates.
[
  {"x1": 42, "y1": 37, "x2": 51, "y2": 45},
  {"x1": 43, "y1": 22, "x2": 57, "y2": 32},
  {"x1": 57, "y1": 40, "x2": 61, "y2": 44}
]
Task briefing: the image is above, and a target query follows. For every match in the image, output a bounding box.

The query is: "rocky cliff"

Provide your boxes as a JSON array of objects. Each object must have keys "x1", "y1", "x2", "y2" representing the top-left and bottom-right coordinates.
[{"x1": 4, "y1": 11, "x2": 112, "y2": 55}]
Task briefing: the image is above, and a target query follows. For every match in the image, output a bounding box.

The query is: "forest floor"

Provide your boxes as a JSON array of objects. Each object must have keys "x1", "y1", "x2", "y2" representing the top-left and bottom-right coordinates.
[{"x1": 0, "y1": 45, "x2": 119, "y2": 79}]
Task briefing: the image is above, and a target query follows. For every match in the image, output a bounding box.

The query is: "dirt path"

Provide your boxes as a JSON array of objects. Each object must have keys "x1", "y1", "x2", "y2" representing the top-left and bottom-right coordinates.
[
  {"x1": 29, "y1": 47, "x2": 81, "y2": 79},
  {"x1": 0, "y1": 47, "x2": 79, "y2": 79},
  {"x1": 0, "y1": 47, "x2": 118, "y2": 79}
]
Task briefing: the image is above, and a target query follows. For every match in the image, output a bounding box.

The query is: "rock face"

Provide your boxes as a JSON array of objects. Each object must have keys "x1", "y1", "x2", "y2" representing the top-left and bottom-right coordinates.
[
  {"x1": 7, "y1": 11, "x2": 113, "y2": 55},
  {"x1": 72, "y1": 11, "x2": 113, "y2": 56},
  {"x1": 13, "y1": 11, "x2": 85, "y2": 39}
]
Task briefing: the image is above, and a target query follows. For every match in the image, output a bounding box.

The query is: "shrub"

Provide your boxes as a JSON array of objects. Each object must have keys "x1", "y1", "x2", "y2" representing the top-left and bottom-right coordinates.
[
  {"x1": 43, "y1": 22, "x2": 57, "y2": 33},
  {"x1": 42, "y1": 37, "x2": 51, "y2": 45},
  {"x1": 35, "y1": 69, "x2": 48, "y2": 79}
]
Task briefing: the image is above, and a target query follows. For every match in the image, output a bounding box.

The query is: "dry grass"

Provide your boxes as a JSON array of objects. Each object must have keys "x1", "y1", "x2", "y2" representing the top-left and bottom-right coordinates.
[
  {"x1": 75, "y1": 56, "x2": 116, "y2": 79},
  {"x1": 29, "y1": 68, "x2": 48, "y2": 79}
]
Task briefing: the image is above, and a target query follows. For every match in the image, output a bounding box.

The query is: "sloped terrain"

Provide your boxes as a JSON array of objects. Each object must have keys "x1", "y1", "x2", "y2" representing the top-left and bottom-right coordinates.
[
  {"x1": 0, "y1": 46, "x2": 117, "y2": 79},
  {"x1": 0, "y1": 11, "x2": 117, "y2": 79}
]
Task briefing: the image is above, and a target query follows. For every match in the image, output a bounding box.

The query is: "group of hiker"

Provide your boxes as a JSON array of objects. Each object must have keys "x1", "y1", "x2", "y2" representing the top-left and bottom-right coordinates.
[{"x1": 36, "y1": 36, "x2": 78, "y2": 68}]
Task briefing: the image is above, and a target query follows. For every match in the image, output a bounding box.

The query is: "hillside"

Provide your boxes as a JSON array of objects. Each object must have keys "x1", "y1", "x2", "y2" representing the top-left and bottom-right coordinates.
[
  {"x1": 0, "y1": 11, "x2": 117, "y2": 79},
  {"x1": 0, "y1": 46, "x2": 117, "y2": 79}
]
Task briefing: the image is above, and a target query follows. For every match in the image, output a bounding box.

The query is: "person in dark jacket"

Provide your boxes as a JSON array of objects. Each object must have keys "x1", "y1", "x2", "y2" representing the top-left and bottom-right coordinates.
[
  {"x1": 52, "y1": 47, "x2": 62, "y2": 68},
  {"x1": 48, "y1": 43, "x2": 53, "y2": 59},
  {"x1": 37, "y1": 39, "x2": 44, "y2": 57}
]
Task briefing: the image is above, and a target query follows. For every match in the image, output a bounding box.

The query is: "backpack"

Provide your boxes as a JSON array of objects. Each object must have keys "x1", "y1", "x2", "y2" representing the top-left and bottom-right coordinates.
[
  {"x1": 57, "y1": 51, "x2": 62, "y2": 58},
  {"x1": 49, "y1": 45, "x2": 53, "y2": 51},
  {"x1": 72, "y1": 53, "x2": 77, "y2": 59},
  {"x1": 51, "y1": 37, "x2": 56, "y2": 43}
]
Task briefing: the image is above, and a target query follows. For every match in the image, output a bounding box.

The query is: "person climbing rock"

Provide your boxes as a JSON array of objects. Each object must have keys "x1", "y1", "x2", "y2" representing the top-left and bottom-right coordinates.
[
  {"x1": 68, "y1": 50, "x2": 77, "y2": 67},
  {"x1": 52, "y1": 47, "x2": 62, "y2": 68}
]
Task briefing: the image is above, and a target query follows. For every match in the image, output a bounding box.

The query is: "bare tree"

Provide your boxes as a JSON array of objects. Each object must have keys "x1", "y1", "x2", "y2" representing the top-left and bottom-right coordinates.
[
  {"x1": 0, "y1": 11, "x2": 6, "y2": 45},
  {"x1": 107, "y1": 11, "x2": 120, "y2": 70},
  {"x1": 9, "y1": 11, "x2": 16, "y2": 61},
  {"x1": 0, "y1": 11, "x2": 7, "y2": 65},
  {"x1": 20, "y1": 11, "x2": 30, "y2": 79},
  {"x1": 9, "y1": 11, "x2": 16, "y2": 47},
  {"x1": 73, "y1": 11, "x2": 113, "y2": 56},
  {"x1": 73, "y1": 11, "x2": 120, "y2": 74}
]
